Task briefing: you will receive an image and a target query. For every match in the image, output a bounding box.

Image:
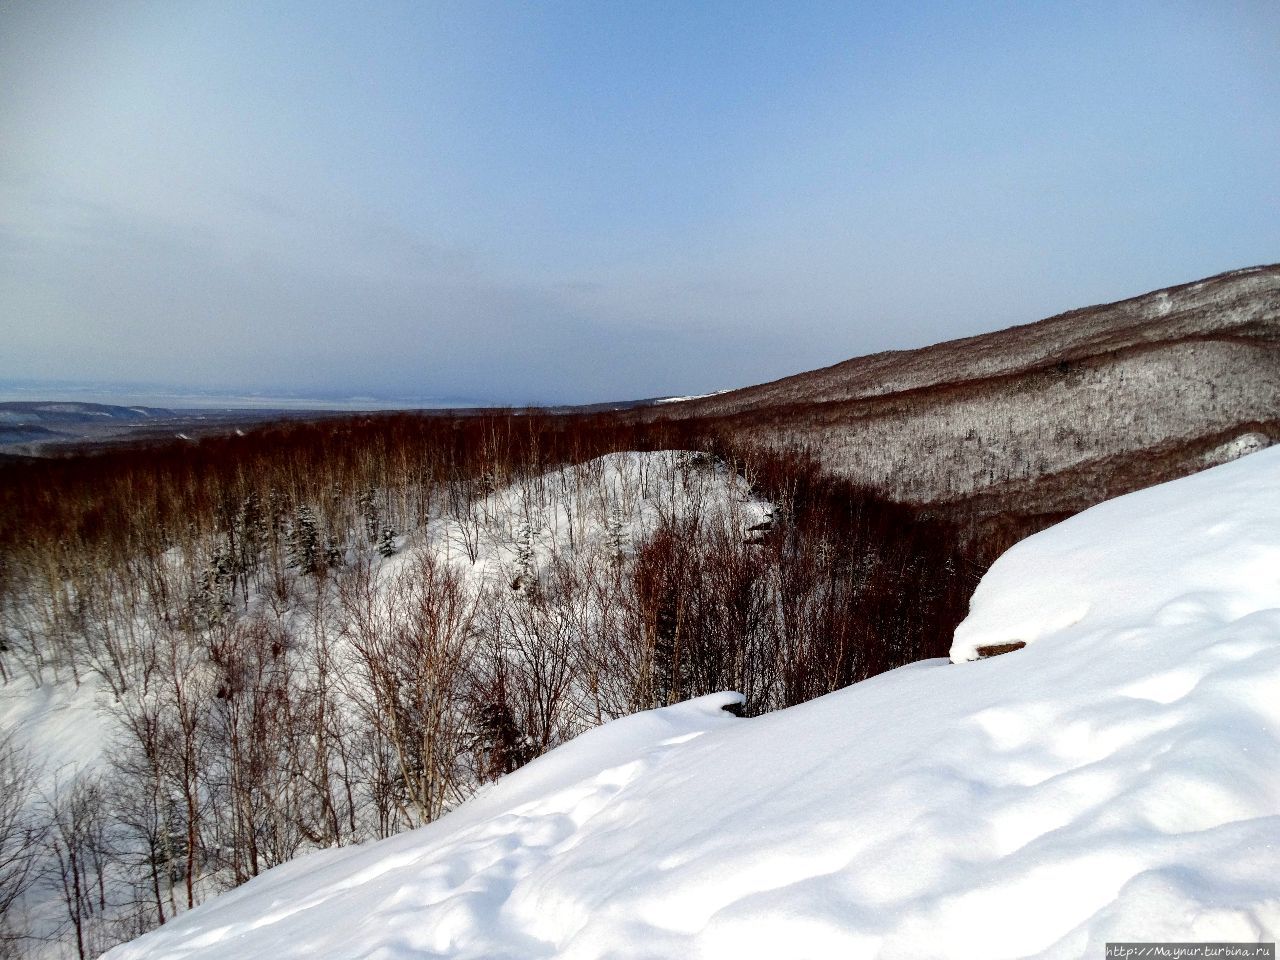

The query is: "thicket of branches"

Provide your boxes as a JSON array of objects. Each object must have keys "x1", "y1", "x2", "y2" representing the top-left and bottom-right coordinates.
[{"x1": 0, "y1": 411, "x2": 972, "y2": 957}]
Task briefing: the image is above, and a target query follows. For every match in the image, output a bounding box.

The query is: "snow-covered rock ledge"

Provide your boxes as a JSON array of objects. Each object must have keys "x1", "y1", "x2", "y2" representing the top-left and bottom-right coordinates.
[
  {"x1": 106, "y1": 449, "x2": 1280, "y2": 959},
  {"x1": 951, "y1": 442, "x2": 1280, "y2": 661}
]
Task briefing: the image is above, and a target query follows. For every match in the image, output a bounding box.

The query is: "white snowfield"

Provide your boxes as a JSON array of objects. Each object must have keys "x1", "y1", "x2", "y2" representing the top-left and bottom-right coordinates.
[{"x1": 106, "y1": 448, "x2": 1280, "y2": 960}]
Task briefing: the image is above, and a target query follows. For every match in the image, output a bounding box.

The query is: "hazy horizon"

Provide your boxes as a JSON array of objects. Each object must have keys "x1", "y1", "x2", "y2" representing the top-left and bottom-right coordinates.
[
  {"x1": 3, "y1": 1, "x2": 1278, "y2": 405},
  {"x1": 0, "y1": 377, "x2": 514, "y2": 411}
]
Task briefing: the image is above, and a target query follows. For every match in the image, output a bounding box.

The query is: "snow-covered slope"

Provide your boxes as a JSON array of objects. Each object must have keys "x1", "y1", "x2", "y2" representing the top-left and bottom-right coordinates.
[
  {"x1": 105, "y1": 448, "x2": 1280, "y2": 959},
  {"x1": 657, "y1": 265, "x2": 1280, "y2": 503},
  {"x1": 679, "y1": 264, "x2": 1280, "y2": 413},
  {"x1": 952, "y1": 440, "x2": 1280, "y2": 660},
  {"x1": 0, "y1": 450, "x2": 775, "y2": 956}
]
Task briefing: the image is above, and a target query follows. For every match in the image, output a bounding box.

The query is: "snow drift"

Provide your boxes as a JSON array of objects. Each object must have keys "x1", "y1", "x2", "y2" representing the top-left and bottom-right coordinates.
[{"x1": 105, "y1": 448, "x2": 1280, "y2": 959}]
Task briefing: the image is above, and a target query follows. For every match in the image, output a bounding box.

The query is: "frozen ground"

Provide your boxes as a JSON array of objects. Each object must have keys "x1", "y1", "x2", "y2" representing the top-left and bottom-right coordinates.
[{"x1": 103, "y1": 446, "x2": 1280, "y2": 958}]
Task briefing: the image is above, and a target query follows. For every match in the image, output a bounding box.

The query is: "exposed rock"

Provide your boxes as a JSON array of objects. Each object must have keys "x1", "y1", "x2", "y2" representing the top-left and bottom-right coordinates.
[{"x1": 974, "y1": 641, "x2": 1026, "y2": 659}]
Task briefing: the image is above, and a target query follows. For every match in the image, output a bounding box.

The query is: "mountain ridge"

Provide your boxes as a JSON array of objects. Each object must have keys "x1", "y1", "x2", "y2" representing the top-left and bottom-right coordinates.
[
  {"x1": 648, "y1": 264, "x2": 1280, "y2": 511},
  {"x1": 671, "y1": 263, "x2": 1279, "y2": 414}
]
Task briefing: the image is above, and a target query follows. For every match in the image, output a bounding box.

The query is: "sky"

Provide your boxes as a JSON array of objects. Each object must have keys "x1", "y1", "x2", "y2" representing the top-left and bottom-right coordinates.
[{"x1": 1, "y1": 1, "x2": 1278, "y2": 407}]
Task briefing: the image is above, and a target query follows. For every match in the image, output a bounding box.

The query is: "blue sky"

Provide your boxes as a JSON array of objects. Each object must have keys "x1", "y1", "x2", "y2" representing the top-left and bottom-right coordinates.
[{"x1": 2, "y1": 0, "x2": 1277, "y2": 405}]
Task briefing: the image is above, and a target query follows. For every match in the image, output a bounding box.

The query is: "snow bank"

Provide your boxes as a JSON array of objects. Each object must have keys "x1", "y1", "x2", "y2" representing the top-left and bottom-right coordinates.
[
  {"x1": 106, "y1": 449, "x2": 1280, "y2": 959},
  {"x1": 952, "y1": 443, "x2": 1280, "y2": 660}
]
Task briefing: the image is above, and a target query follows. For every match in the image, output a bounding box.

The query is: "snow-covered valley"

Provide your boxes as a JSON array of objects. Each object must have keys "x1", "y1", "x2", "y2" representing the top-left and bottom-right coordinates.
[
  {"x1": 98, "y1": 446, "x2": 1280, "y2": 959},
  {"x1": 5, "y1": 0, "x2": 1277, "y2": 954},
  {"x1": 1, "y1": 450, "x2": 785, "y2": 956}
]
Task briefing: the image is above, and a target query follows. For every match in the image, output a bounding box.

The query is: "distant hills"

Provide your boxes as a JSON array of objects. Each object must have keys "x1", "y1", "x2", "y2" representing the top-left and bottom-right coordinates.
[
  {"x1": 0, "y1": 401, "x2": 175, "y2": 445},
  {"x1": 0, "y1": 401, "x2": 343, "y2": 454},
  {"x1": 0, "y1": 400, "x2": 175, "y2": 423},
  {"x1": 650, "y1": 264, "x2": 1280, "y2": 530}
]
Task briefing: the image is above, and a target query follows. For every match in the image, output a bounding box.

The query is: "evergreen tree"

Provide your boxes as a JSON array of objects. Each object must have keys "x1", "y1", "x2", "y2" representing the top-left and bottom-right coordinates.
[
  {"x1": 377, "y1": 526, "x2": 397, "y2": 558},
  {"x1": 289, "y1": 505, "x2": 320, "y2": 574},
  {"x1": 606, "y1": 504, "x2": 627, "y2": 565},
  {"x1": 473, "y1": 669, "x2": 529, "y2": 781},
  {"x1": 513, "y1": 517, "x2": 536, "y2": 593}
]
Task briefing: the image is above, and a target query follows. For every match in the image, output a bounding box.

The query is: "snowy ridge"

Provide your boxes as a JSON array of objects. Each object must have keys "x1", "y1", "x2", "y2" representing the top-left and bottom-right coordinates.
[
  {"x1": 653, "y1": 389, "x2": 732, "y2": 405},
  {"x1": 682, "y1": 264, "x2": 1280, "y2": 413},
  {"x1": 105, "y1": 448, "x2": 1280, "y2": 959},
  {"x1": 419, "y1": 449, "x2": 769, "y2": 586},
  {"x1": 657, "y1": 265, "x2": 1280, "y2": 503}
]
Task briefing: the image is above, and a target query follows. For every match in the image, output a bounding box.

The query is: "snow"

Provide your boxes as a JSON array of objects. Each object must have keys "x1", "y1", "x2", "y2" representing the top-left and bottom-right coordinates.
[
  {"x1": 37, "y1": 404, "x2": 110, "y2": 416},
  {"x1": 0, "y1": 674, "x2": 108, "y2": 786},
  {"x1": 951, "y1": 442, "x2": 1280, "y2": 661},
  {"x1": 0, "y1": 674, "x2": 113, "y2": 952},
  {"x1": 1203, "y1": 431, "x2": 1272, "y2": 467},
  {"x1": 103, "y1": 447, "x2": 1280, "y2": 959},
  {"x1": 653, "y1": 389, "x2": 731, "y2": 404}
]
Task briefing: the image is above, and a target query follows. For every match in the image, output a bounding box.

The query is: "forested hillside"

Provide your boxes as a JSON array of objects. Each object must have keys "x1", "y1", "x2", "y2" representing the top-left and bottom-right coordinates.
[
  {"x1": 100, "y1": 444, "x2": 1280, "y2": 960},
  {"x1": 655, "y1": 265, "x2": 1280, "y2": 506},
  {"x1": 0, "y1": 414, "x2": 966, "y2": 957}
]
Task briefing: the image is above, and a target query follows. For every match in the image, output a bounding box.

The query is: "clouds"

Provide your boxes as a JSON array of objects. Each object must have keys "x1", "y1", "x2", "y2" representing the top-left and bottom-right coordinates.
[{"x1": 1, "y1": 1, "x2": 1278, "y2": 405}]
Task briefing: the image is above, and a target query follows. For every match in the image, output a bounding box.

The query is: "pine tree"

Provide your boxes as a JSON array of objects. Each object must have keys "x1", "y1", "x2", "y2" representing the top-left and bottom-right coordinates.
[
  {"x1": 377, "y1": 526, "x2": 397, "y2": 558},
  {"x1": 606, "y1": 504, "x2": 627, "y2": 565},
  {"x1": 513, "y1": 517, "x2": 536, "y2": 593},
  {"x1": 189, "y1": 550, "x2": 234, "y2": 628},
  {"x1": 289, "y1": 505, "x2": 319, "y2": 574},
  {"x1": 474, "y1": 668, "x2": 529, "y2": 781}
]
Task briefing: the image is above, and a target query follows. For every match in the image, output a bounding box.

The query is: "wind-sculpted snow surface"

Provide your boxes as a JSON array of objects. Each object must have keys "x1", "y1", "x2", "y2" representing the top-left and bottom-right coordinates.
[{"x1": 106, "y1": 449, "x2": 1280, "y2": 959}]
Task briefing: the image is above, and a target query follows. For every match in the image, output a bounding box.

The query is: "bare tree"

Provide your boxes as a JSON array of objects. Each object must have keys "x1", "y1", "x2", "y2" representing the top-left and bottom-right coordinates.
[
  {"x1": 0, "y1": 737, "x2": 42, "y2": 958},
  {"x1": 44, "y1": 775, "x2": 113, "y2": 960},
  {"x1": 342, "y1": 553, "x2": 480, "y2": 825}
]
